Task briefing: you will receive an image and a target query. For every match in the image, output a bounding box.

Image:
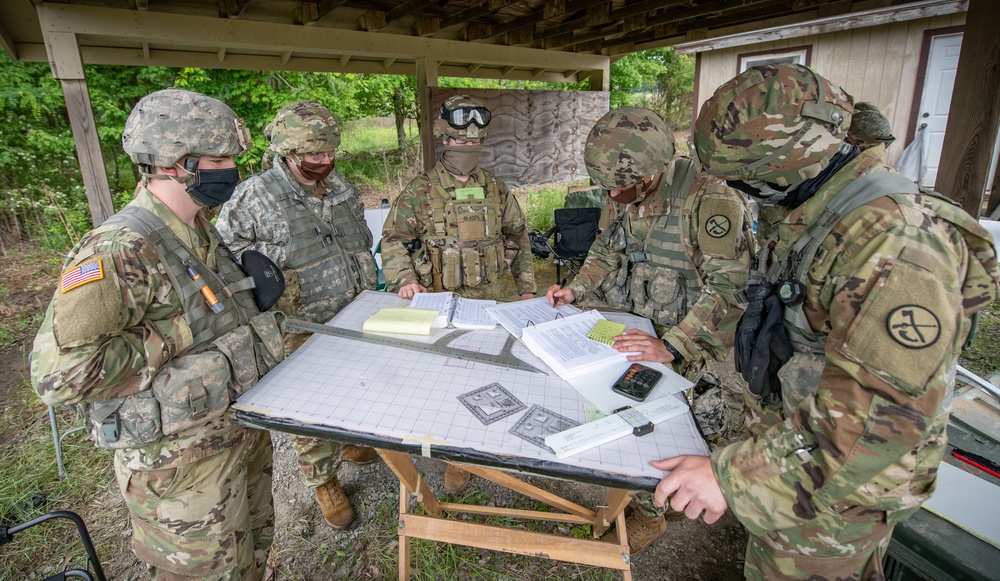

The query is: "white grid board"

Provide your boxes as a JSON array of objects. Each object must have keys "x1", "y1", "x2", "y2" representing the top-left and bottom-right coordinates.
[{"x1": 235, "y1": 291, "x2": 708, "y2": 480}]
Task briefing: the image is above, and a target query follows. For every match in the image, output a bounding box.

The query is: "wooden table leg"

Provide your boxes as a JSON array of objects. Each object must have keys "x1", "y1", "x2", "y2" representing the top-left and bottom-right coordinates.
[
  {"x1": 592, "y1": 488, "x2": 634, "y2": 537},
  {"x1": 398, "y1": 482, "x2": 411, "y2": 581}
]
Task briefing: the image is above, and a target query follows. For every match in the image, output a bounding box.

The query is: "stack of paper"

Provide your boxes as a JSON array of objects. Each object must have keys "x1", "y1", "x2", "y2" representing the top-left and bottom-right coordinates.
[
  {"x1": 520, "y1": 311, "x2": 634, "y2": 381},
  {"x1": 362, "y1": 307, "x2": 438, "y2": 335},
  {"x1": 409, "y1": 292, "x2": 497, "y2": 330}
]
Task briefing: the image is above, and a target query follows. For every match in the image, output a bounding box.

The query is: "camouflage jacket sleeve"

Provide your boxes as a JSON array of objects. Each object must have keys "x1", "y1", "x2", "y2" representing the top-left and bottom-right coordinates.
[
  {"x1": 711, "y1": 193, "x2": 998, "y2": 536},
  {"x1": 566, "y1": 202, "x2": 619, "y2": 297},
  {"x1": 31, "y1": 230, "x2": 193, "y2": 406},
  {"x1": 380, "y1": 175, "x2": 430, "y2": 290},
  {"x1": 661, "y1": 179, "x2": 754, "y2": 366},
  {"x1": 216, "y1": 178, "x2": 290, "y2": 265},
  {"x1": 496, "y1": 176, "x2": 536, "y2": 295}
]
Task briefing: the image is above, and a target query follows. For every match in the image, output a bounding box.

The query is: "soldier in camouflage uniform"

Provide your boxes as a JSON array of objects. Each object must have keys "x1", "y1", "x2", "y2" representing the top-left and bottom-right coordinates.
[
  {"x1": 381, "y1": 95, "x2": 536, "y2": 494},
  {"x1": 31, "y1": 89, "x2": 284, "y2": 579},
  {"x1": 217, "y1": 100, "x2": 379, "y2": 530},
  {"x1": 653, "y1": 64, "x2": 999, "y2": 580},
  {"x1": 846, "y1": 101, "x2": 895, "y2": 162},
  {"x1": 545, "y1": 107, "x2": 754, "y2": 554}
]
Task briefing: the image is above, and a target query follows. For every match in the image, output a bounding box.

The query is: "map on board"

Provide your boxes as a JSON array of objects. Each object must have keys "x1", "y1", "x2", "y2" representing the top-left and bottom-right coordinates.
[{"x1": 234, "y1": 291, "x2": 708, "y2": 482}]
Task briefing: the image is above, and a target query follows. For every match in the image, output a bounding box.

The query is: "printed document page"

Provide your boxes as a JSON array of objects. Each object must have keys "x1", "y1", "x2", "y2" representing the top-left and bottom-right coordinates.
[
  {"x1": 409, "y1": 292, "x2": 453, "y2": 328},
  {"x1": 487, "y1": 297, "x2": 581, "y2": 338},
  {"x1": 521, "y1": 311, "x2": 626, "y2": 378},
  {"x1": 451, "y1": 297, "x2": 497, "y2": 330}
]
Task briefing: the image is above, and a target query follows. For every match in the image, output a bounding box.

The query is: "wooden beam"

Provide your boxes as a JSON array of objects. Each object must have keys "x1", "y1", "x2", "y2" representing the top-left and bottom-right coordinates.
[
  {"x1": 589, "y1": 64, "x2": 609, "y2": 92},
  {"x1": 416, "y1": 57, "x2": 439, "y2": 172},
  {"x1": 129, "y1": 0, "x2": 149, "y2": 9},
  {"x1": 217, "y1": 46, "x2": 226, "y2": 62},
  {"x1": 507, "y1": 25, "x2": 535, "y2": 46},
  {"x1": 413, "y1": 17, "x2": 440, "y2": 37},
  {"x1": 0, "y1": 19, "x2": 16, "y2": 60},
  {"x1": 671, "y1": 0, "x2": 967, "y2": 54},
  {"x1": 280, "y1": 50, "x2": 292, "y2": 64},
  {"x1": 468, "y1": 63, "x2": 482, "y2": 73},
  {"x1": 502, "y1": 65, "x2": 515, "y2": 75},
  {"x1": 218, "y1": 0, "x2": 250, "y2": 19},
  {"x1": 439, "y1": 0, "x2": 515, "y2": 30},
  {"x1": 141, "y1": 42, "x2": 149, "y2": 59},
  {"x1": 383, "y1": 57, "x2": 396, "y2": 70},
  {"x1": 399, "y1": 514, "x2": 631, "y2": 571},
  {"x1": 935, "y1": 0, "x2": 1000, "y2": 216},
  {"x1": 340, "y1": 54, "x2": 350, "y2": 67},
  {"x1": 386, "y1": 0, "x2": 427, "y2": 26},
  {"x1": 301, "y1": 0, "x2": 350, "y2": 26},
  {"x1": 359, "y1": 10, "x2": 386, "y2": 32},
  {"x1": 37, "y1": 3, "x2": 610, "y2": 73}
]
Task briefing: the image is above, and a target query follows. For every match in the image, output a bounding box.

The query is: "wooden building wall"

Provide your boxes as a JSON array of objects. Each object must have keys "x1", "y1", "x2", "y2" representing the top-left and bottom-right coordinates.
[
  {"x1": 429, "y1": 88, "x2": 609, "y2": 188},
  {"x1": 694, "y1": 12, "x2": 966, "y2": 167}
]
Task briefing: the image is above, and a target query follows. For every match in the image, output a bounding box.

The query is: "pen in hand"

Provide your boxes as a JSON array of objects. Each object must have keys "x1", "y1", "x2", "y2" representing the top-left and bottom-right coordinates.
[{"x1": 553, "y1": 277, "x2": 568, "y2": 307}]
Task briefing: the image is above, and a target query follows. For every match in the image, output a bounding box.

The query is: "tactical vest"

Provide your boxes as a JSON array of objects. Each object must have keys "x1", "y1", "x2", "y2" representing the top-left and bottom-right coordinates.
[
  {"x1": 259, "y1": 169, "x2": 376, "y2": 323},
  {"x1": 419, "y1": 166, "x2": 505, "y2": 291},
  {"x1": 600, "y1": 158, "x2": 701, "y2": 329},
  {"x1": 740, "y1": 171, "x2": 957, "y2": 412},
  {"x1": 81, "y1": 206, "x2": 284, "y2": 449}
]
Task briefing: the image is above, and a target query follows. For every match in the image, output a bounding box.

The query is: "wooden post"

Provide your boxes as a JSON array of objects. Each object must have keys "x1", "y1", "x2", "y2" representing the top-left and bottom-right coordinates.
[
  {"x1": 416, "y1": 57, "x2": 439, "y2": 172},
  {"x1": 41, "y1": 29, "x2": 114, "y2": 226},
  {"x1": 934, "y1": 0, "x2": 1000, "y2": 217},
  {"x1": 589, "y1": 63, "x2": 610, "y2": 92}
]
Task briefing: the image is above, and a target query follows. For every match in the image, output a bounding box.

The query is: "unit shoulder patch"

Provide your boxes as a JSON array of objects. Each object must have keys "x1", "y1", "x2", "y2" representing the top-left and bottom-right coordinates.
[{"x1": 886, "y1": 304, "x2": 941, "y2": 349}]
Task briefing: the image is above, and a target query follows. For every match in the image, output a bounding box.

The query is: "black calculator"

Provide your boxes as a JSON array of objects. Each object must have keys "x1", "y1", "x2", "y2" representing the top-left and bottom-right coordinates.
[{"x1": 612, "y1": 363, "x2": 662, "y2": 402}]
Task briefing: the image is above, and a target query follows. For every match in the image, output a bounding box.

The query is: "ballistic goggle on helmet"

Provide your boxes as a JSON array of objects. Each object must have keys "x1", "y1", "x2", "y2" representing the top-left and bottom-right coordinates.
[
  {"x1": 122, "y1": 88, "x2": 250, "y2": 169},
  {"x1": 434, "y1": 95, "x2": 491, "y2": 140},
  {"x1": 693, "y1": 63, "x2": 853, "y2": 187}
]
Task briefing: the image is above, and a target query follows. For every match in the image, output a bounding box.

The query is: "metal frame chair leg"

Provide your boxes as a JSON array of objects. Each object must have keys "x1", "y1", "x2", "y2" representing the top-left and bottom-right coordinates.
[{"x1": 48, "y1": 406, "x2": 87, "y2": 479}]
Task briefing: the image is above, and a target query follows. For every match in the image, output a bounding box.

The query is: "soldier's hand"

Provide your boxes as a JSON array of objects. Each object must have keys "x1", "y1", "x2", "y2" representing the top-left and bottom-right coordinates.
[
  {"x1": 398, "y1": 283, "x2": 427, "y2": 299},
  {"x1": 613, "y1": 329, "x2": 672, "y2": 363},
  {"x1": 546, "y1": 284, "x2": 575, "y2": 307},
  {"x1": 651, "y1": 455, "x2": 728, "y2": 524}
]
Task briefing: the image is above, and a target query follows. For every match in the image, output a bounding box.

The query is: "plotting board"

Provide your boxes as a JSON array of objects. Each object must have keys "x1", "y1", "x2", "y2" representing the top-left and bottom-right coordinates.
[{"x1": 234, "y1": 291, "x2": 708, "y2": 489}]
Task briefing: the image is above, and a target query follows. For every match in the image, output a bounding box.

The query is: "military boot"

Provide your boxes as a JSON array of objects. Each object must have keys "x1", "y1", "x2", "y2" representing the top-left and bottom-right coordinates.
[
  {"x1": 624, "y1": 511, "x2": 667, "y2": 555},
  {"x1": 342, "y1": 444, "x2": 378, "y2": 465},
  {"x1": 443, "y1": 464, "x2": 471, "y2": 494},
  {"x1": 315, "y1": 477, "x2": 356, "y2": 529}
]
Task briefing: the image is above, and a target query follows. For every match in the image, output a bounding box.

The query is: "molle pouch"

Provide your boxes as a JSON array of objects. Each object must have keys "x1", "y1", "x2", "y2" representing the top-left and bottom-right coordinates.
[
  {"x1": 606, "y1": 217, "x2": 628, "y2": 252},
  {"x1": 85, "y1": 393, "x2": 162, "y2": 450},
  {"x1": 212, "y1": 325, "x2": 259, "y2": 398},
  {"x1": 248, "y1": 311, "x2": 285, "y2": 377},
  {"x1": 442, "y1": 246, "x2": 462, "y2": 290},
  {"x1": 599, "y1": 265, "x2": 631, "y2": 311},
  {"x1": 414, "y1": 247, "x2": 434, "y2": 287},
  {"x1": 151, "y1": 350, "x2": 231, "y2": 436},
  {"x1": 632, "y1": 264, "x2": 685, "y2": 327},
  {"x1": 455, "y1": 202, "x2": 489, "y2": 242},
  {"x1": 461, "y1": 247, "x2": 482, "y2": 287},
  {"x1": 353, "y1": 250, "x2": 378, "y2": 290},
  {"x1": 275, "y1": 269, "x2": 301, "y2": 318},
  {"x1": 486, "y1": 244, "x2": 503, "y2": 281}
]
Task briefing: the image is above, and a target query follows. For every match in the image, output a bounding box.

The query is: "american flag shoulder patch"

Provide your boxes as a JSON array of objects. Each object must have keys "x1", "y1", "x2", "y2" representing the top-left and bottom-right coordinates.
[{"x1": 60, "y1": 258, "x2": 105, "y2": 293}]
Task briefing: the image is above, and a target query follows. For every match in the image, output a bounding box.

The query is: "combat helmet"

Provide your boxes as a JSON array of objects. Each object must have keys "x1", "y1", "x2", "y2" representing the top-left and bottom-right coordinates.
[
  {"x1": 693, "y1": 63, "x2": 853, "y2": 187},
  {"x1": 267, "y1": 100, "x2": 341, "y2": 157},
  {"x1": 584, "y1": 107, "x2": 675, "y2": 190},
  {"x1": 848, "y1": 101, "x2": 895, "y2": 146},
  {"x1": 435, "y1": 95, "x2": 491, "y2": 141},
  {"x1": 122, "y1": 88, "x2": 250, "y2": 169}
]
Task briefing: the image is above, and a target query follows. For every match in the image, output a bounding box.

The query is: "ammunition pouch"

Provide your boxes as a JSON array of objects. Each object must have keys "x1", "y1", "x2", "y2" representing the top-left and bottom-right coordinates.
[
  {"x1": 630, "y1": 263, "x2": 687, "y2": 328},
  {"x1": 241, "y1": 249, "x2": 285, "y2": 311},
  {"x1": 429, "y1": 246, "x2": 444, "y2": 292},
  {"x1": 353, "y1": 250, "x2": 379, "y2": 290},
  {"x1": 81, "y1": 312, "x2": 284, "y2": 450}
]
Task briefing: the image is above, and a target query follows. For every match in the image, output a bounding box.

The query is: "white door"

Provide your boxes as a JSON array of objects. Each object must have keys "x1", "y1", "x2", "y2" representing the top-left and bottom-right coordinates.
[{"x1": 917, "y1": 32, "x2": 963, "y2": 188}]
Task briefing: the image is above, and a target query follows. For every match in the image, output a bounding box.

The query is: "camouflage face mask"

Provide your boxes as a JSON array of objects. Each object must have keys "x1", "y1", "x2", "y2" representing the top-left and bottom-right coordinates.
[{"x1": 440, "y1": 144, "x2": 482, "y2": 176}]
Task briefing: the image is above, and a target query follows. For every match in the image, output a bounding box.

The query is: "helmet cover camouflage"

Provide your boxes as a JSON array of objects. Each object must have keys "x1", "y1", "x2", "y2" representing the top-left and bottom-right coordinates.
[
  {"x1": 584, "y1": 107, "x2": 675, "y2": 190},
  {"x1": 122, "y1": 88, "x2": 250, "y2": 168},
  {"x1": 692, "y1": 64, "x2": 853, "y2": 187},
  {"x1": 266, "y1": 100, "x2": 341, "y2": 157},
  {"x1": 848, "y1": 101, "x2": 895, "y2": 145},
  {"x1": 434, "y1": 95, "x2": 490, "y2": 141}
]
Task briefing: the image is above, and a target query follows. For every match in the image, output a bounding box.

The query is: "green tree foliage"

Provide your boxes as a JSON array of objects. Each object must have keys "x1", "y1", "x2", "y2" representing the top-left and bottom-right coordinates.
[{"x1": 608, "y1": 48, "x2": 695, "y2": 130}]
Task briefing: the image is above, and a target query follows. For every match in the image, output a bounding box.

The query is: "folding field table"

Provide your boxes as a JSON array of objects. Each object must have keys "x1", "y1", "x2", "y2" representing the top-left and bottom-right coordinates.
[{"x1": 233, "y1": 291, "x2": 708, "y2": 580}]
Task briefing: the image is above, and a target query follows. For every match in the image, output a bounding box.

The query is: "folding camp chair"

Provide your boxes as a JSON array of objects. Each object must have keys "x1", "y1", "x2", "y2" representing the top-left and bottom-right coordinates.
[
  {"x1": 537, "y1": 206, "x2": 602, "y2": 283},
  {"x1": 0, "y1": 510, "x2": 106, "y2": 580}
]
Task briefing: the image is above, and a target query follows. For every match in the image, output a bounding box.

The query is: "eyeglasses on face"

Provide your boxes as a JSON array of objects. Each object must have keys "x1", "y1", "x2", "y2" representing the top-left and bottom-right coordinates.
[{"x1": 299, "y1": 152, "x2": 336, "y2": 164}]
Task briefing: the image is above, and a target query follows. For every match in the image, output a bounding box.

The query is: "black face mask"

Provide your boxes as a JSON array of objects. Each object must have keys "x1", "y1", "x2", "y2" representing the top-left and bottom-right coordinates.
[{"x1": 186, "y1": 167, "x2": 241, "y2": 207}]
